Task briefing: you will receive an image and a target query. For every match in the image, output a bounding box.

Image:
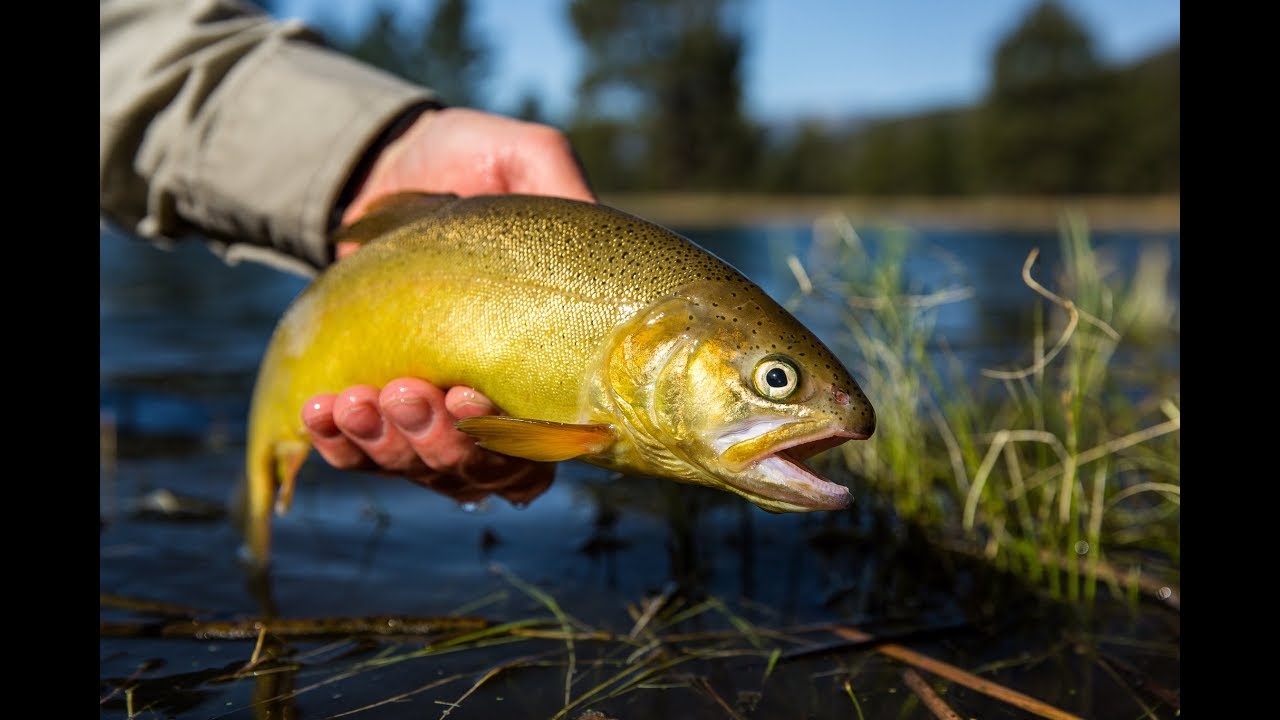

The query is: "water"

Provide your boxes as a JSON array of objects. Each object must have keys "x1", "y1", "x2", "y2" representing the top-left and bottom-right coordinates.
[{"x1": 99, "y1": 218, "x2": 1179, "y2": 719}]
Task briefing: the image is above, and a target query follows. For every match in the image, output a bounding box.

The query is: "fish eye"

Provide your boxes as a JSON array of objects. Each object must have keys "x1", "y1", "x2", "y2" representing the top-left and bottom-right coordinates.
[{"x1": 752, "y1": 356, "x2": 800, "y2": 401}]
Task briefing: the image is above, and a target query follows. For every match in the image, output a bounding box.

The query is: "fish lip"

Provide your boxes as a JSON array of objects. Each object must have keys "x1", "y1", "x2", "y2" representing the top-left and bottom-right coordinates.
[
  {"x1": 722, "y1": 428, "x2": 861, "y2": 512},
  {"x1": 747, "y1": 428, "x2": 866, "y2": 467},
  {"x1": 740, "y1": 453, "x2": 852, "y2": 511}
]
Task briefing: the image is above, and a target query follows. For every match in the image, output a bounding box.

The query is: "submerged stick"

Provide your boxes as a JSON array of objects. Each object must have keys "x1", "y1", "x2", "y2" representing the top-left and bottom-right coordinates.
[
  {"x1": 1096, "y1": 652, "x2": 1180, "y2": 713},
  {"x1": 694, "y1": 676, "x2": 749, "y2": 720},
  {"x1": 902, "y1": 669, "x2": 962, "y2": 720},
  {"x1": 830, "y1": 626, "x2": 1083, "y2": 720},
  {"x1": 100, "y1": 615, "x2": 488, "y2": 641}
]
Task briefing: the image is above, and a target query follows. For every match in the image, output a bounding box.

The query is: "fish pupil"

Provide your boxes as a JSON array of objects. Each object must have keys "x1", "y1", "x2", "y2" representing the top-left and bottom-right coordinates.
[{"x1": 766, "y1": 368, "x2": 789, "y2": 388}]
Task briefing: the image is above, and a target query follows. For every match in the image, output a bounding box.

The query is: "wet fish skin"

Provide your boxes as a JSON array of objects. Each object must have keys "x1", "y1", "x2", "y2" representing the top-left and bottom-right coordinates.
[{"x1": 243, "y1": 193, "x2": 875, "y2": 568}]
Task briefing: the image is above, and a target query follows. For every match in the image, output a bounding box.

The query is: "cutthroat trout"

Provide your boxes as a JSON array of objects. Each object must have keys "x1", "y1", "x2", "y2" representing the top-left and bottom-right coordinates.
[{"x1": 244, "y1": 193, "x2": 875, "y2": 567}]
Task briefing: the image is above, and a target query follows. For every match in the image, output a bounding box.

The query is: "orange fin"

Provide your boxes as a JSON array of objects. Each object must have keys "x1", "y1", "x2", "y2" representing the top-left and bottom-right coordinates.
[
  {"x1": 455, "y1": 417, "x2": 614, "y2": 462},
  {"x1": 241, "y1": 439, "x2": 310, "y2": 572},
  {"x1": 333, "y1": 192, "x2": 459, "y2": 246},
  {"x1": 273, "y1": 441, "x2": 311, "y2": 516}
]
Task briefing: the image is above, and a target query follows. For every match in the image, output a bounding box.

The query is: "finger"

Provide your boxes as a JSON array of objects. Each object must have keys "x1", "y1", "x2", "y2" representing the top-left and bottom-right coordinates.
[
  {"x1": 332, "y1": 385, "x2": 429, "y2": 475},
  {"x1": 443, "y1": 386, "x2": 542, "y2": 480},
  {"x1": 335, "y1": 241, "x2": 360, "y2": 260},
  {"x1": 442, "y1": 386, "x2": 556, "y2": 504},
  {"x1": 303, "y1": 393, "x2": 374, "y2": 470},
  {"x1": 506, "y1": 126, "x2": 597, "y2": 203},
  {"x1": 444, "y1": 385, "x2": 500, "y2": 419},
  {"x1": 381, "y1": 379, "x2": 484, "y2": 474}
]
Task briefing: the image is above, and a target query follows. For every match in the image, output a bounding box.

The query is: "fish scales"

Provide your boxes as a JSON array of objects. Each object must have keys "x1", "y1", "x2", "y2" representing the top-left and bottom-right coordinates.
[
  {"x1": 300, "y1": 202, "x2": 735, "y2": 410},
  {"x1": 243, "y1": 194, "x2": 875, "y2": 569}
]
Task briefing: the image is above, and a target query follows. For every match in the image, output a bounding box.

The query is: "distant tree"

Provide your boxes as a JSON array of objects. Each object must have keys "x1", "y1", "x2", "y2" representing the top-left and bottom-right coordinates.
[
  {"x1": 835, "y1": 109, "x2": 976, "y2": 195},
  {"x1": 1096, "y1": 45, "x2": 1179, "y2": 193},
  {"x1": 513, "y1": 92, "x2": 545, "y2": 123},
  {"x1": 976, "y1": 0, "x2": 1112, "y2": 193},
  {"x1": 346, "y1": 7, "x2": 406, "y2": 78},
  {"x1": 758, "y1": 122, "x2": 847, "y2": 193},
  {"x1": 565, "y1": 119, "x2": 643, "y2": 190},
  {"x1": 566, "y1": 0, "x2": 760, "y2": 190},
  {"x1": 990, "y1": 0, "x2": 1100, "y2": 97},
  {"x1": 404, "y1": 0, "x2": 490, "y2": 108},
  {"x1": 342, "y1": 0, "x2": 490, "y2": 109}
]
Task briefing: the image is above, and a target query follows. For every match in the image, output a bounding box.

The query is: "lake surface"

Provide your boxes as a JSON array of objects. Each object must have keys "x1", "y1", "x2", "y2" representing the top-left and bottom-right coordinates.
[{"x1": 99, "y1": 216, "x2": 1180, "y2": 719}]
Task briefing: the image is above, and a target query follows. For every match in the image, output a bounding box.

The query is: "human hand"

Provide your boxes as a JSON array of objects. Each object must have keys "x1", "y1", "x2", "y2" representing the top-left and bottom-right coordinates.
[
  {"x1": 302, "y1": 108, "x2": 590, "y2": 507},
  {"x1": 337, "y1": 106, "x2": 597, "y2": 254},
  {"x1": 302, "y1": 380, "x2": 556, "y2": 507}
]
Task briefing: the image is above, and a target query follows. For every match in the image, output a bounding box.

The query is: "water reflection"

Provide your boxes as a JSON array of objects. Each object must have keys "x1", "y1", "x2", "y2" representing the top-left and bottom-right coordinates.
[{"x1": 99, "y1": 219, "x2": 1179, "y2": 719}]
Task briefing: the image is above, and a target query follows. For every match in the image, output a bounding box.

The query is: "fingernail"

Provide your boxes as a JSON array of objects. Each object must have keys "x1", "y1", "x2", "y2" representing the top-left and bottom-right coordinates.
[
  {"x1": 447, "y1": 387, "x2": 496, "y2": 417},
  {"x1": 385, "y1": 397, "x2": 434, "y2": 434},
  {"x1": 303, "y1": 402, "x2": 341, "y2": 438},
  {"x1": 340, "y1": 401, "x2": 383, "y2": 440}
]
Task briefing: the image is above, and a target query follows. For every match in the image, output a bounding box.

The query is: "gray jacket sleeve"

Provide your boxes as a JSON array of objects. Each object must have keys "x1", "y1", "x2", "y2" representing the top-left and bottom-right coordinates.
[{"x1": 100, "y1": 0, "x2": 442, "y2": 276}]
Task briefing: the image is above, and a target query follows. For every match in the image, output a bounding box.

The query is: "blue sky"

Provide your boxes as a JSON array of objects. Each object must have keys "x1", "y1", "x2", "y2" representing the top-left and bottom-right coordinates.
[{"x1": 273, "y1": 0, "x2": 1180, "y2": 124}]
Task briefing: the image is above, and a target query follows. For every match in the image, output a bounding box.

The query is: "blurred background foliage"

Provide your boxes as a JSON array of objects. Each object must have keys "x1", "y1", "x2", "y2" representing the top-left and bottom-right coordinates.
[{"x1": 259, "y1": 0, "x2": 1178, "y2": 196}]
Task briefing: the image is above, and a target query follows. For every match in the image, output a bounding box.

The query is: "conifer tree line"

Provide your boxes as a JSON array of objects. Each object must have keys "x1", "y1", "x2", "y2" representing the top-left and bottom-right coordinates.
[{"x1": 285, "y1": 0, "x2": 1178, "y2": 195}]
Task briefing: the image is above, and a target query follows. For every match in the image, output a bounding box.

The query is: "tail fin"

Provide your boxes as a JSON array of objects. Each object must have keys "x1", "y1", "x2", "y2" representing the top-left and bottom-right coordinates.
[{"x1": 240, "y1": 438, "x2": 310, "y2": 571}]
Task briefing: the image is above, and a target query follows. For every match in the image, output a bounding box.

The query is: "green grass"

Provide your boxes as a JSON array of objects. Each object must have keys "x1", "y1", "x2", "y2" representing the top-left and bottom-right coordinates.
[{"x1": 787, "y1": 211, "x2": 1180, "y2": 606}]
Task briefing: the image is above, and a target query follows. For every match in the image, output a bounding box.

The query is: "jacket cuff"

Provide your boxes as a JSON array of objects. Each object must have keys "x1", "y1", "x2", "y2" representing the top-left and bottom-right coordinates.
[{"x1": 179, "y1": 32, "x2": 440, "y2": 272}]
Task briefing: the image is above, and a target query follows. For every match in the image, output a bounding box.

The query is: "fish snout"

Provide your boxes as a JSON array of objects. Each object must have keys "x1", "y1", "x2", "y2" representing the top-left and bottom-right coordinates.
[{"x1": 832, "y1": 384, "x2": 875, "y2": 440}]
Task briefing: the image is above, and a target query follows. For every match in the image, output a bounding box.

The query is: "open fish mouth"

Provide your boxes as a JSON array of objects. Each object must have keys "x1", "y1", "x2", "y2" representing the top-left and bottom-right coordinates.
[{"x1": 724, "y1": 429, "x2": 865, "y2": 513}]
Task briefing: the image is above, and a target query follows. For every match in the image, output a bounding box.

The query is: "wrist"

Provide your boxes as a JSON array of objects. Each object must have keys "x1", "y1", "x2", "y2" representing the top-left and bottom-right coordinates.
[{"x1": 331, "y1": 102, "x2": 439, "y2": 233}]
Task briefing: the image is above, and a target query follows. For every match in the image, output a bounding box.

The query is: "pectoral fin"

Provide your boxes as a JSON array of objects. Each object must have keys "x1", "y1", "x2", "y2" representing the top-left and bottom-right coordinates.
[{"x1": 455, "y1": 417, "x2": 614, "y2": 462}]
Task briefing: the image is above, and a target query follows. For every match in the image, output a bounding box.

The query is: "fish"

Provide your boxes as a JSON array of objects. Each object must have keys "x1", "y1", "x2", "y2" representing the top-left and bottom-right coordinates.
[{"x1": 243, "y1": 193, "x2": 875, "y2": 568}]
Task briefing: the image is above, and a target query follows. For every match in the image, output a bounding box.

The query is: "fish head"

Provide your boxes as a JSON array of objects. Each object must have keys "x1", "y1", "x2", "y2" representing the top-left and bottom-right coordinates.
[{"x1": 602, "y1": 280, "x2": 875, "y2": 513}]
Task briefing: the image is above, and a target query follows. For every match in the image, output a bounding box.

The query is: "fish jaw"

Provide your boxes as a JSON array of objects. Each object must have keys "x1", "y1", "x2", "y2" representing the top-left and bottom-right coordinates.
[{"x1": 711, "y1": 425, "x2": 860, "y2": 512}]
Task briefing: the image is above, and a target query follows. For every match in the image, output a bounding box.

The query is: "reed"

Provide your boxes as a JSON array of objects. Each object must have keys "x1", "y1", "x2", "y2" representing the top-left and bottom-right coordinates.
[{"x1": 789, "y1": 212, "x2": 1180, "y2": 605}]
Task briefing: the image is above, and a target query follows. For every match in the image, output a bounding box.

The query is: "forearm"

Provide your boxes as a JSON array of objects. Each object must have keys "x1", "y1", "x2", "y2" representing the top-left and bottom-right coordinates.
[{"x1": 100, "y1": 0, "x2": 440, "y2": 275}]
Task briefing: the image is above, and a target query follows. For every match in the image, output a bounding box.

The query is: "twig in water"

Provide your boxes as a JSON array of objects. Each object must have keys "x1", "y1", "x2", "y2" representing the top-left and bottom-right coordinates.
[
  {"x1": 247, "y1": 625, "x2": 268, "y2": 667},
  {"x1": 694, "y1": 676, "x2": 748, "y2": 720},
  {"x1": 100, "y1": 615, "x2": 488, "y2": 640},
  {"x1": 903, "y1": 669, "x2": 962, "y2": 720},
  {"x1": 1095, "y1": 651, "x2": 1180, "y2": 714},
  {"x1": 99, "y1": 660, "x2": 160, "y2": 705},
  {"x1": 830, "y1": 625, "x2": 1083, "y2": 720},
  {"x1": 628, "y1": 582, "x2": 679, "y2": 639}
]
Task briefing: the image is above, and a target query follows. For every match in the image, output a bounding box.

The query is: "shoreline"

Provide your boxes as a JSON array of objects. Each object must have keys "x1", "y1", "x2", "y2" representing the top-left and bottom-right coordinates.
[{"x1": 599, "y1": 192, "x2": 1181, "y2": 232}]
